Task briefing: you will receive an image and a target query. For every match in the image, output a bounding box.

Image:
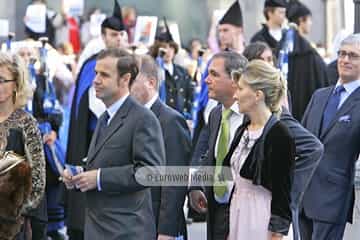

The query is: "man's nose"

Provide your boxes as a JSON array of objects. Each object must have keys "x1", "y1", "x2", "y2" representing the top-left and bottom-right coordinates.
[{"x1": 205, "y1": 76, "x2": 211, "y2": 84}]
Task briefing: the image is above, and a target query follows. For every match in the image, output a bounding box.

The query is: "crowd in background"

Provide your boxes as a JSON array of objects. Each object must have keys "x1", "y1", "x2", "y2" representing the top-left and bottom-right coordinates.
[{"x1": 0, "y1": 0, "x2": 359, "y2": 240}]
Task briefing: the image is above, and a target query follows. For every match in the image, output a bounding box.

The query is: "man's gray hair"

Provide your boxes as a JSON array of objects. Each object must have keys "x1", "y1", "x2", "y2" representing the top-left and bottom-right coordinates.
[
  {"x1": 138, "y1": 55, "x2": 161, "y2": 89},
  {"x1": 212, "y1": 51, "x2": 248, "y2": 76},
  {"x1": 340, "y1": 33, "x2": 360, "y2": 47}
]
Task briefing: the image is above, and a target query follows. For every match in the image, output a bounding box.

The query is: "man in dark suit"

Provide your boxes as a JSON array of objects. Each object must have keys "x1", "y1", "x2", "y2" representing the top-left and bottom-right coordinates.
[
  {"x1": 65, "y1": 1, "x2": 129, "y2": 238},
  {"x1": 189, "y1": 52, "x2": 323, "y2": 240},
  {"x1": 63, "y1": 49, "x2": 165, "y2": 240},
  {"x1": 130, "y1": 55, "x2": 191, "y2": 240},
  {"x1": 300, "y1": 34, "x2": 360, "y2": 239},
  {"x1": 189, "y1": 51, "x2": 248, "y2": 240}
]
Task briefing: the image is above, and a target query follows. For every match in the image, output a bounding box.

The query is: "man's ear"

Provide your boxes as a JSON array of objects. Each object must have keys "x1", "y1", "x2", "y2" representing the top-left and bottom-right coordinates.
[
  {"x1": 148, "y1": 77, "x2": 157, "y2": 89},
  {"x1": 119, "y1": 73, "x2": 131, "y2": 86}
]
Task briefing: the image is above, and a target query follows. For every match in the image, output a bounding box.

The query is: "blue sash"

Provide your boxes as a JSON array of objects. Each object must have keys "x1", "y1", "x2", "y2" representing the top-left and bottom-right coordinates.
[{"x1": 75, "y1": 58, "x2": 97, "y2": 119}]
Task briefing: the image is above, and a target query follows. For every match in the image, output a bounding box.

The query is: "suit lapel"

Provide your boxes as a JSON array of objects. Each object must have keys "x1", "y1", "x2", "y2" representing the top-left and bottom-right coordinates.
[
  {"x1": 209, "y1": 106, "x2": 222, "y2": 164},
  {"x1": 150, "y1": 99, "x2": 162, "y2": 118},
  {"x1": 87, "y1": 97, "x2": 133, "y2": 164},
  {"x1": 321, "y1": 87, "x2": 360, "y2": 139},
  {"x1": 87, "y1": 114, "x2": 103, "y2": 160}
]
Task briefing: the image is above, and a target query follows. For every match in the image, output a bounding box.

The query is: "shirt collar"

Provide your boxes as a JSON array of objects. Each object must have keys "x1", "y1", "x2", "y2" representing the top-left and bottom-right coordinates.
[
  {"x1": 222, "y1": 102, "x2": 242, "y2": 116},
  {"x1": 145, "y1": 93, "x2": 159, "y2": 109},
  {"x1": 164, "y1": 62, "x2": 174, "y2": 75},
  {"x1": 336, "y1": 79, "x2": 360, "y2": 95},
  {"x1": 106, "y1": 93, "x2": 129, "y2": 121}
]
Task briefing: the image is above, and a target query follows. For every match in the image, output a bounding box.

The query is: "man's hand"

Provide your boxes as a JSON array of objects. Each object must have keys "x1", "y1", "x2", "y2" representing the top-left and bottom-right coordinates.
[
  {"x1": 43, "y1": 130, "x2": 57, "y2": 145},
  {"x1": 157, "y1": 234, "x2": 175, "y2": 240},
  {"x1": 189, "y1": 190, "x2": 208, "y2": 213},
  {"x1": 72, "y1": 170, "x2": 99, "y2": 192},
  {"x1": 61, "y1": 169, "x2": 74, "y2": 190}
]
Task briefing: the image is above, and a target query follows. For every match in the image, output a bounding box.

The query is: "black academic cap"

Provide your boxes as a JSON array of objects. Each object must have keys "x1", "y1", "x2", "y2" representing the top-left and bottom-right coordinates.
[
  {"x1": 155, "y1": 17, "x2": 174, "y2": 42},
  {"x1": 101, "y1": 0, "x2": 125, "y2": 31},
  {"x1": 286, "y1": 0, "x2": 311, "y2": 23},
  {"x1": 219, "y1": 1, "x2": 243, "y2": 27},
  {"x1": 264, "y1": 0, "x2": 288, "y2": 8}
]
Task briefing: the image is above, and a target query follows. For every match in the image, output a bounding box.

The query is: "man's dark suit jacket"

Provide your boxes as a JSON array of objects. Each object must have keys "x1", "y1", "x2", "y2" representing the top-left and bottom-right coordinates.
[
  {"x1": 84, "y1": 96, "x2": 165, "y2": 240},
  {"x1": 150, "y1": 99, "x2": 191, "y2": 238},
  {"x1": 190, "y1": 106, "x2": 323, "y2": 240},
  {"x1": 302, "y1": 86, "x2": 360, "y2": 224}
]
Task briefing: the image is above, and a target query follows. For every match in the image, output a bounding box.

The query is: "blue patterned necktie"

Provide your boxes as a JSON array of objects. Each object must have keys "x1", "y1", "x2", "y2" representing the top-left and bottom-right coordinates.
[
  {"x1": 96, "y1": 111, "x2": 110, "y2": 145},
  {"x1": 322, "y1": 85, "x2": 345, "y2": 132}
]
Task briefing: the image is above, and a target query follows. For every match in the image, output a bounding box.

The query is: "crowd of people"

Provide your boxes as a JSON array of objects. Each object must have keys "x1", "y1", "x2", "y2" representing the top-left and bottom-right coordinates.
[{"x1": 0, "y1": 0, "x2": 359, "y2": 240}]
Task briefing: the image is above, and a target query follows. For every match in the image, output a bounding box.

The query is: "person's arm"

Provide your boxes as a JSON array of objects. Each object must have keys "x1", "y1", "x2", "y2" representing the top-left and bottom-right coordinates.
[
  {"x1": 188, "y1": 109, "x2": 214, "y2": 213},
  {"x1": 185, "y1": 72, "x2": 195, "y2": 120},
  {"x1": 300, "y1": 92, "x2": 316, "y2": 128},
  {"x1": 22, "y1": 115, "x2": 46, "y2": 213},
  {"x1": 189, "y1": 122, "x2": 211, "y2": 192},
  {"x1": 281, "y1": 108, "x2": 323, "y2": 240},
  {"x1": 282, "y1": 107, "x2": 323, "y2": 208},
  {"x1": 100, "y1": 112, "x2": 165, "y2": 193},
  {"x1": 158, "y1": 114, "x2": 191, "y2": 237},
  {"x1": 268, "y1": 124, "x2": 296, "y2": 235}
]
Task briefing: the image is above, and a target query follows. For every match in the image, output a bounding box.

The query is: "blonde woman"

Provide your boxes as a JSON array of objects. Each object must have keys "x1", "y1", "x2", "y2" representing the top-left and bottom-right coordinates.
[
  {"x1": 0, "y1": 53, "x2": 45, "y2": 239},
  {"x1": 223, "y1": 60, "x2": 295, "y2": 240}
]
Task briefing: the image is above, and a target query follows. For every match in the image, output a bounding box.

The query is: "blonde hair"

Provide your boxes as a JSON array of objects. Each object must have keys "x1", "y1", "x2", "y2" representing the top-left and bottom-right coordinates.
[
  {"x1": 0, "y1": 52, "x2": 32, "y2": 109},
  {"x1": 232, "y1": 59, "x2": 286, "y2": 114}
]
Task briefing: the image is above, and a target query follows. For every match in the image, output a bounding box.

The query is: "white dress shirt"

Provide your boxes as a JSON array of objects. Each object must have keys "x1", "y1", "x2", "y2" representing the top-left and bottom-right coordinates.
[
  {"x1": 336, "y1": 79, "x2": 360, "y2": 109},
  {"x1": 164, "y1": 62, "x2": 174, "y2": 76},
  {"x1": 214, "y1": 102, "x2": 244, "y2": 203},
  {"x1": 144, "y1": 94, "x2": 159, "y2": 109},
  {"x1": 214, "y1": 102, "x2": 245, "y2": 158}
]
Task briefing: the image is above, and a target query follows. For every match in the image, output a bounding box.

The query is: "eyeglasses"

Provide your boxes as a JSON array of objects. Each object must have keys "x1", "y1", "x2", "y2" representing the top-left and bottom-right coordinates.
[
  {"x1": 337, "y1": 50, "x2": 360, "y2": 61},
  {"x1": 0, "y1": 77, "x2": 15, "y2": 84}
]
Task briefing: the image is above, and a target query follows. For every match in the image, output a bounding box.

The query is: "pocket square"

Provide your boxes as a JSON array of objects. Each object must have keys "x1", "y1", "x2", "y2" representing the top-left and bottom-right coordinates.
[{"x1": 338, "y1": 115, "x2": 351, "y2": 122}]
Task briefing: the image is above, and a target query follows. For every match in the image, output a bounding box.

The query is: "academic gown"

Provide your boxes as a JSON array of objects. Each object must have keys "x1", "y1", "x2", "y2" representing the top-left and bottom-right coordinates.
[
  {"x1": 31, "y1": 73, "x2": 64, "y2": 231},
  {"x1": 281, "y1": 30, "x2": 330, "y2": 121},
  {"x1": 251, "y1": 24, "x2": 285, "y2": 55},
  {"x1": 64, "y1": 53, "x2": 98, "y2": 231}
]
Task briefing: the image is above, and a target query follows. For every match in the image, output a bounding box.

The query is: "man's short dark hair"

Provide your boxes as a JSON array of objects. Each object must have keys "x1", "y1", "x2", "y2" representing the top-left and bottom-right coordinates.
[
  {"x1": 168, "y1": 41, "x2": 179, "y2": 54},
  {"x1": 138, "y1": 55, "x2": 160, "y2": 89},
  {"x1": 212, "y1": 51, "x2": 248, "y2": 77},
  {"x1": 96, "y1": 48, "x2": 138, "y2": 87},
  {"x1": 101, "y1": 26, "x2": 107, "y2": 35},
  {"x1": 117, "y1": 55, "x2": 139, "y2": 87},
  {"x1": 96, "y1": 48, "x2": 130, "y2": 61},
  {"x1": 263, "y1": 7, "x2": 276, "y2": 21}
]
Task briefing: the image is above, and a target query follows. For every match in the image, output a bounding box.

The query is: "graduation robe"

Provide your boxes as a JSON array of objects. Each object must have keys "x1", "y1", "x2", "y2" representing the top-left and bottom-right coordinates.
[
  {"x1": 282, "y1": 30, "x2": 330, "y2": 121},
  {"x1": 65, "y1": 53, "x2": 98, "y2": 231},
  {"x1": 250, "y1": 24, "x2": 285, "y2": 55}
]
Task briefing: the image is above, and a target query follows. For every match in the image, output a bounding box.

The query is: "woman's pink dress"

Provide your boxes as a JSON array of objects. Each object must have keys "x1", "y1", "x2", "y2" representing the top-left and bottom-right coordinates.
[{"x1": 228, "y1": 128, "x2": 272, "y2": 240}]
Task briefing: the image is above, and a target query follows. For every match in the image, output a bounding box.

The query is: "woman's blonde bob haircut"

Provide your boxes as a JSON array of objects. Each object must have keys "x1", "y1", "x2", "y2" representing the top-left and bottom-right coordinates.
[
  {"x1": 232, "y1": 59, "x2": 286, "y2": 114},
  {"x1": 0, "y1": 52, "x2": 32, "y2": 109}
]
